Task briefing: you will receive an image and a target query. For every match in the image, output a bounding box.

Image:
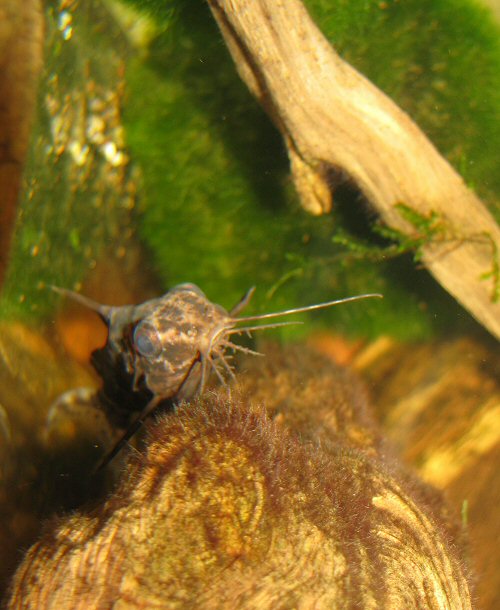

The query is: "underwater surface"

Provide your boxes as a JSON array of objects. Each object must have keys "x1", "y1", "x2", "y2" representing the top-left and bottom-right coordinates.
[{"x1": 0, "y1": 0, "x2": 499, "y2": 607}]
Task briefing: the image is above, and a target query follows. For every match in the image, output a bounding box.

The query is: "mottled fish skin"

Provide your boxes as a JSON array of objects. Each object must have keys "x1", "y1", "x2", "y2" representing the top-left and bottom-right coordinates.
[
  {"x1": 50, "y1": 283, "x2": 381, "y2": 465},
  {"x1": 52, "y1": 283, "x2": 235, "y2": 431},
  {"x1": 128, "y1": 284, "x2": 232, "y2": 399}
]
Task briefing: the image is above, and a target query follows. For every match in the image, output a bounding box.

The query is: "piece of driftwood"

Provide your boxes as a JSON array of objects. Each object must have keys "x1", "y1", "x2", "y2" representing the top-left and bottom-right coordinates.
[
  {"x1": 5, "y1": 346, "x2": 472, "y2": 609},
  {"x1": 0, "y1": 0, "x2": 43, "y2": 287},
  {"x1": 354, "y1": 335, "x2": 500, "y2": 610},
  {"x1": 0, "y1": 322, "x2": 496, "y2": 607},
  {"x1": 207, "y1": 0, "x2": 500, "y2": 341}
]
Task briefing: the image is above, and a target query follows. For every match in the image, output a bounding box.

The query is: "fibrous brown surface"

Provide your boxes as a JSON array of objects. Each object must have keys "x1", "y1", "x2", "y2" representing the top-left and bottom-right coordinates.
[
  {"x1": 6, "y1": 346, "x2": 472, "y2": 609},
  {"x1": 357, "y1": 336, "x2": 500, "y2": 610},
  {"x1": 0, "y1": 0, "x2": 43, "y2": 286}
]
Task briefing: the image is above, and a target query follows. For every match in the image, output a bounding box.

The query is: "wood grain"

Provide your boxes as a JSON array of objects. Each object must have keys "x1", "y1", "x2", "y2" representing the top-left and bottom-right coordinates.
[
  {"x1": 6, "y1": 346, "x2": 472, "y2": 609},
  {"x1": 207, "y1": 0, "x2": 500, "y2": 341},
  {"x1": 0, "y1": 0, "x2": 43, "y2": 288}
]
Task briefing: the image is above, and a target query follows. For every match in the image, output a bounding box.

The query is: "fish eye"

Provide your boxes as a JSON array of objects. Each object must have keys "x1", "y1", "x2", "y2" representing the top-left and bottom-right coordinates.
[{"x1": 133, "y1": 322, "x2": 163, "y2": 358}]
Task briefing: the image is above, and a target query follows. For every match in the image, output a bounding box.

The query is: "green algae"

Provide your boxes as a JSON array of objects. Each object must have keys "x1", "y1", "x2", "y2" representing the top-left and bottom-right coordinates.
[
  {"x1": 1, "y1": 0, "x2": 499, "y2": 339},
  {"x1": 306, "y1": 0, "x2": 500, "y2": 207},
  {"x1": 0, "y1": 0, "x2": 137, "y2": 320},
  {"x1": 119, "y1": 0, "x2": 498, "y2": 338}
]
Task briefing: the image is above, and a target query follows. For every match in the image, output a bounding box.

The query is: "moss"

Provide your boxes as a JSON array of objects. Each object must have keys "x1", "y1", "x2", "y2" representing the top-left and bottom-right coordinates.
[
  {"x1": 120, "y1": 0, "x2": 500, "y2": 207},
  {"x1": 306, "y1": 0, "x2": 500, "y2": 206},
  {"x1": 0, "y1": 1, "x2": 137, "y2": 319},
  {"x1": 2, "y1": 0, "x2": 498, "y2": 339},
  {"x1": 119, "y1": 0, "x2": 497, "y2": 338}
]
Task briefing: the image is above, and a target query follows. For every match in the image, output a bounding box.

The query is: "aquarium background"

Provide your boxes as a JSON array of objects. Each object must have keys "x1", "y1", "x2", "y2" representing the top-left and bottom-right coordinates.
[
  {"x1": 1, "y1": 0, "x2": 499, "y2": 340},
  {"x1": 0, "y1": 0, "x2": 499, "y2": 607}
]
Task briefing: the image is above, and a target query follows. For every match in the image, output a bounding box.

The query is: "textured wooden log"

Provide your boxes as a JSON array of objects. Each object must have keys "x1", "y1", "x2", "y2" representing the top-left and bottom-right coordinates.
[
  {"x1": 207, "y1": 0, "x2": 500, "y2": 341},
  {"x1": 1, "y1": 324, "x2": 497, "y2": 607},
  {"x1": 6, "y1": 346, "x2": 471, "y2": 609},
  {"x1": 0, "y1": 0, "x2": 43, "y2": 288},
  {"x1": 355, "y1": 336, "x2": 500, "y2": 610}
]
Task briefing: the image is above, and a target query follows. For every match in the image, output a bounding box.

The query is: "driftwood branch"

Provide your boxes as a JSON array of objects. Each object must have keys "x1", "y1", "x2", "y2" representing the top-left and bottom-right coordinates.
[
  {"x1": 0, "y1": 0, "x2": 43, "y2": 287},
  {"x1": 6, "y1": 346, "x2": 472, "y2": 608},
  {"x1": 207, "y1": 0, "x2": 500, "y2": 340}
]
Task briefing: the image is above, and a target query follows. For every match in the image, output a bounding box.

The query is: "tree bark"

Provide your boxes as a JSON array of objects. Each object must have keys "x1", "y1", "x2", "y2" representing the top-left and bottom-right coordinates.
[
  {"x1": 207, "y1": 0, "x2": 500, "y2": 340},
  {"x1": 0, "y1": 0, "x2": 43, "y2": 287}
]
